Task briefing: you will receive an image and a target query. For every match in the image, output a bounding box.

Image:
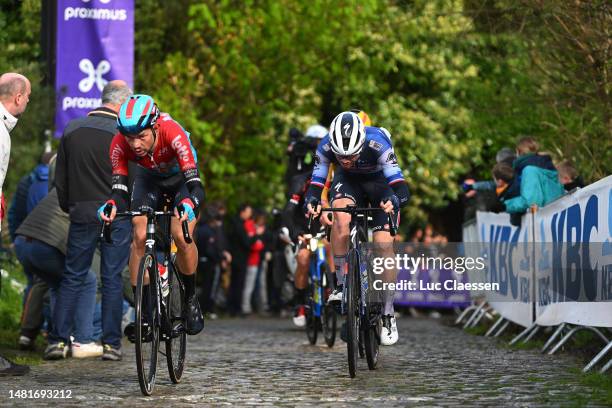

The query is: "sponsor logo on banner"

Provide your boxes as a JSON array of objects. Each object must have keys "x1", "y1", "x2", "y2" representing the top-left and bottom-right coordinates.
[
  {"x1": 55, "y1": 0, "x2": 134, "y2": 136},
  {"x1": 64, "y1": 0, "x2": 128, "y2": 21},
  {"x1": 62, "y1": 59, "x2": 110, "y2": 111}
]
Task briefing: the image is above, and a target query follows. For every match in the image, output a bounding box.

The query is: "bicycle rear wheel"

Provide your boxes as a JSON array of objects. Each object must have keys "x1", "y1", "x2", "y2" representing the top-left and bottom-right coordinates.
[
  {"x1": 346, "y1": 250, "x2": 360, "y2": 378},
  {"x1": 305, "y1": 294, "x2": 318, "y2": 345},
  {"x1": 166, "y1": 262, "x2": 187, "y2": 383},
  {"x1": 322, "y1": 266, "x2": 337, "y2": 347},
  {"x1": 135, "y1": 254, "x2": 160, "y2": 396}
]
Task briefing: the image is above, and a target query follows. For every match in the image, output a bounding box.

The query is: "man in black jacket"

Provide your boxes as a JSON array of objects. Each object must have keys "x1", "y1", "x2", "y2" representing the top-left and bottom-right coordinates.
[
  {"x1": 227, "y1": 204, "x2": 260, "y2": 315},
  {"x1": 49, "y1": 81, "x2": 132, "y2": 361}
]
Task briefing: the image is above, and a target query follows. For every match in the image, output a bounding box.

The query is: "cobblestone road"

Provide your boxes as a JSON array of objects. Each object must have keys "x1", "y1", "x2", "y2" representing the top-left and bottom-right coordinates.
[{"x1": 0, "y1": 317, "x2": 605, "y2": 407}]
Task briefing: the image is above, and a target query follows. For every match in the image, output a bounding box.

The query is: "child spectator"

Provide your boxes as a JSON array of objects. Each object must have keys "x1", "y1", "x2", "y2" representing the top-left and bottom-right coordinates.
[
  {"x1": 556, "y1": 160, "x2": 585, "y2": 192},
  {"x1": 503, "y1": 137, "x2": 565, "y2": 222}
]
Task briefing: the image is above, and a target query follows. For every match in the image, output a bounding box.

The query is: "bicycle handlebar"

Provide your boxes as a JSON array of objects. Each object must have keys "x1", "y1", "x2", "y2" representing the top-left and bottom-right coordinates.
[
  {"x1": 307, "y1": 199, "x2": 398, "y2": 237},
  {"x1": 100, "y1": 208, "x2": 192, "y2": 244}
]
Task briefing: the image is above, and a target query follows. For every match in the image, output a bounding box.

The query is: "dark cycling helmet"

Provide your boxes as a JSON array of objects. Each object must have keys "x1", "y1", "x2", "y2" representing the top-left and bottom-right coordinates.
[
  {"x1": 117, "y1": 94, "x2": 159, "y2": 135},
  {"x1": 329, "y1": 111, "x2": 366, "y2": 156}
]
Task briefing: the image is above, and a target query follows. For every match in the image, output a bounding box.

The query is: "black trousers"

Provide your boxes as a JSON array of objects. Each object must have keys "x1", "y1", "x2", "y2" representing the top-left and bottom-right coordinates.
[{"x1": 228, "y1": 257, "x2": 248, "y2": 314}]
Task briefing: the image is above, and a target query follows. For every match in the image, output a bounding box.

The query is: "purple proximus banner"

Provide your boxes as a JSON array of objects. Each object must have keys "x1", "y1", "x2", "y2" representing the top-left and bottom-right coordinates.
[{"x1": 55, "y1": 0, "x2": 134, "y2": 137}]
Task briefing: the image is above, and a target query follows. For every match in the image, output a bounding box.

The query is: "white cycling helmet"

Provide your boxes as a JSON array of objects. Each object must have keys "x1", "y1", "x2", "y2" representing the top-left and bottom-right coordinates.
[
  {"x1": 329, "y1": 111, "x2": 366, "y2": 156},
  {"x1": 305, "y1": 124, "x2": 327, "y2": 139}
]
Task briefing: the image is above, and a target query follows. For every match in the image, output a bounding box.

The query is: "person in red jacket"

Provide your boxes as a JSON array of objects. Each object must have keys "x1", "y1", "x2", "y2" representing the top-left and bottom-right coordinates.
[{"x1": 242, "y1": 212, "x2": 265, "y2": 314}]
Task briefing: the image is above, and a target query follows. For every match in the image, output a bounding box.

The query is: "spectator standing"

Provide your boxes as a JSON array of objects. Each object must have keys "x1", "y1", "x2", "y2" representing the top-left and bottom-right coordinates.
[
  {"x1": 49, "y1": 81, "x2": 132, "y2": 361},
  {"x1": 212, "y1": 201, "x2": 231, "y2": 311},
  {"x1": 15, "y1": 189, "x2": 99, "y2": 356},
  {"x1": 0, "y1": 73, "x2": 30, "y2": 208},
  {"x1": 0, "y1": 72, "x2": 31, "y2": 377},
  {"x1": 195, "y1": 205, "x2": 223, "y2": 317},
  {"x1": 227, "y1": 204, "x2": 256, "y2": 315},
  {"x1": 241, "y1": 210, "x2": 265, "y2": 315}
]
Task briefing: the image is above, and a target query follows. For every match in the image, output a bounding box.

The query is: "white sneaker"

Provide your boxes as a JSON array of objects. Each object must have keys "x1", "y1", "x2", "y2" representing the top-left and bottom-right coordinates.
[
  {"x1": 327, "y1": 286, "x2": 343, "y2": 304},
  {"x1": 71, "y1": 342, "x2": 103, "y2": 358},
  {"x1": 381, "y1": 315, "x2": 398, "y2": 346}
]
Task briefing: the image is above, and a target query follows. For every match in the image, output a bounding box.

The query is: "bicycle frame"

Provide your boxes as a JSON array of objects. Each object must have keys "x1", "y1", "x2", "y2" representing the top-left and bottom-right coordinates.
[{"x1": 306, "y1": 233, "x2": 327, "y2": 318}]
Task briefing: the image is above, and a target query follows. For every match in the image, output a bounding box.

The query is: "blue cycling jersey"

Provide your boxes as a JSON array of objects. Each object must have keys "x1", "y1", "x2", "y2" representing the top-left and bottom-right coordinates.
[{"x1": 310, "y1": 126, "x2": 405, "y2": 189}]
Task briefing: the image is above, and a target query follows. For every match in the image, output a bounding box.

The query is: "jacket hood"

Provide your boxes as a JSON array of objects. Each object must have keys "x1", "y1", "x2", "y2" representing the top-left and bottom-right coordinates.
[
  {"x1": 513, "y1": 153, "x2": 556, "y2": 173},
  {"x1": 32, "y1": 164, "x2": 49, "y2": 182}
]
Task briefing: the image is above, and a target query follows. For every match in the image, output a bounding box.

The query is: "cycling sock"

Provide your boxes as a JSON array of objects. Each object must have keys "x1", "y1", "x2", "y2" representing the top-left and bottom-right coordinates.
[
  {"x1": 333, "y1": 255, "x2": 347, "y2": 286},
  {"x1": 181, "y1": 273, "x2": 196, "y2": 300},
  {"x1": 294, "y1": 288, "x2": 307, "y2": 305}
]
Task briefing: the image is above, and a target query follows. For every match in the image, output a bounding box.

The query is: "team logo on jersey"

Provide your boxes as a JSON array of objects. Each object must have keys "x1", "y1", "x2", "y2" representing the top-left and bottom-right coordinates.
[
  {"x1": 369, "y1": 140, "x2": 382, "y2": 151},
  {"x1": 386, "y1": 152, "x2": 398, "y2": 164},
  {"x1": 171, "y1": 135, "x2": 190, "y2": 162},
  {"x1": 323, "y1": 144, "x2": 330, "y2": 152}
]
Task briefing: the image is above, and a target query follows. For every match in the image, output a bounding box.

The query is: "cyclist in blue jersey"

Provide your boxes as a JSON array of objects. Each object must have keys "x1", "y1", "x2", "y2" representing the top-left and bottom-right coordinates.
[{"x1": 304, "y1": 111, "x2": 410, "y2": 345}]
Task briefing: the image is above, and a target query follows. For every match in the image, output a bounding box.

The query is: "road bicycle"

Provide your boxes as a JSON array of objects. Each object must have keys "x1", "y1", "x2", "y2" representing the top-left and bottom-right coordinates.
[
  {"x1": 300, "y1": 230, "x2": 337, "y2": 347},
  {"x1": 101, "y1": 198, "x2": 191, "y2": 395},
  {"x1": 310, "y1": 203, "x2": 397, "y2": 378}
]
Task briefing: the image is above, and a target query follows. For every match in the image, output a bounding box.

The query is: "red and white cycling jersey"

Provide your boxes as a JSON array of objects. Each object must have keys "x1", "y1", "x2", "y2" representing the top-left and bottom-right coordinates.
[{"x1": 110, "y1": 112, "x2": 198, "y2": 177}]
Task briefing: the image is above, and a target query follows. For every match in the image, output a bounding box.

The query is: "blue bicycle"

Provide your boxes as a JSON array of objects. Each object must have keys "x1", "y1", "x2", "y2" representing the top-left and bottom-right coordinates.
[{"x1": 303, "y1": 231, "x2": 337, "y2": 347}]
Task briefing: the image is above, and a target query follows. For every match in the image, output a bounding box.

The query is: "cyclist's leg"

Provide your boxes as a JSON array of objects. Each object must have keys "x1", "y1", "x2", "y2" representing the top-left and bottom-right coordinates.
[
  {"x1": 292, "y1": 246, "x2": 309, "y2": 326},
  {"x1": 170, "y1": 180, "x2": 203, "y2": 335},
  {"x1": 329, "y1": 171, "x2": 365, "y2": 293},
  {"x1": 128, "y1": 171, "x2": 160, "y2": 286},
  {"x1": 295, "y1": 246, "x2": 309, "y2": 295},
  {"x1": 125, "y1": 173, "x2": 159, "y2": 339},
  {"x1": 366, "y1": 178, "x2": 400, "y2": 345}
]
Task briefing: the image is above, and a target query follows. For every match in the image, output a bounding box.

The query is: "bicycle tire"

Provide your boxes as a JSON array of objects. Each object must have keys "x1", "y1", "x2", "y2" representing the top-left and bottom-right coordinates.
[
  {"x1": 322, "y1": 265, "x2": 336, "y2": 347},
  {"x1": 135, "y1": 254, "x2": 160, "y2": 396},
  {"x1": 346, "y1": 250, "x2": 359, "y2": 378},
  {"x1": 166, "y1": 262, "x2": 187, "y2": 383},
  {"x1": 363, "y1": 306, "x2": 381, "y2": 370},
  {"x1": 305, "y1": 296, "x2": 318, "y2": 345}
]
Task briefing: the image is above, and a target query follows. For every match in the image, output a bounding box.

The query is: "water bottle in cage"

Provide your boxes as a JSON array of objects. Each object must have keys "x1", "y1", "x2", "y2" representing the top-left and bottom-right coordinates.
[{"x1": 159, "y1": 261, "x2": 169, "y2": 298}]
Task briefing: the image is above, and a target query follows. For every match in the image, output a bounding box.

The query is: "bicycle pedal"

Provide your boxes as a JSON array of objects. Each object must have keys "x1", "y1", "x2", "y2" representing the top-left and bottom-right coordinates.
[{"x1": 171, "y1": 324, "x2": 185, "y2": 338}]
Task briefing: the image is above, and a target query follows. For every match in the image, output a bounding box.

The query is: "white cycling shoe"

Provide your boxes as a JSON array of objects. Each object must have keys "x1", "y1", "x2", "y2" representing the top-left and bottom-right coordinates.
[
  {"x1": 327, "y1": 286, "x2": 343, "y2": 304},
  {"x1": 381, "y1": 315, "x2": 398, "y2": 346}
]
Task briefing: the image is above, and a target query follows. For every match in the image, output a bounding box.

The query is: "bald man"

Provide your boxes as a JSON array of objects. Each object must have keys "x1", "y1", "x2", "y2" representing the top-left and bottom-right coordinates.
[
  {"x1": 0, "y1": 72, "x2": 31, "y2": 377},
  {"x1": 0, "y1": 73, "x2": 31, "y2": 203}
]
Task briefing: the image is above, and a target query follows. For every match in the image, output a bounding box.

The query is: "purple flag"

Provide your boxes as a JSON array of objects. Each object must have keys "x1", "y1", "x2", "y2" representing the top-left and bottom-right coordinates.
[{"x1": 55, "y1": 0, "x2": 134, "y2": 136}]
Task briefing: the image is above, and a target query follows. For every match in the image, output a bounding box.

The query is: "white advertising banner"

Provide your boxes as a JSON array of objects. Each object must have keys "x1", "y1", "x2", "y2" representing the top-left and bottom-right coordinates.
[
  {"x1": 476, "y1": 211, "x2": 534, "y2": 327},
  {"x1": 534, "y1": 175, "x2": 612, "y2": 327}
]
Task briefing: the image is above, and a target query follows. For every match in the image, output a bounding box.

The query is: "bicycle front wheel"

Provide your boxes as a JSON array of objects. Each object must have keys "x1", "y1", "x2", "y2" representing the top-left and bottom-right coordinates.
[
  {"x1": 135, "y1": 254, "x2": 160, "y2": 396},
  {"x1": 166, "y1": 263, "x2": 187, "y2": 383},
  {"x1": 346, "y1": 250, "x2": 360, "y2": 378},
  {"x1": 363, "y1": 304, "x2": 381, "y2": 370}
]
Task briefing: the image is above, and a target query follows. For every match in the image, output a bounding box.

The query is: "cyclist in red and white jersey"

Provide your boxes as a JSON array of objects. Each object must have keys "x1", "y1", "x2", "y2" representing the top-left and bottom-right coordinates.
[{"x1": 99, "y1": 94, "x2": 205, "y2": 337}]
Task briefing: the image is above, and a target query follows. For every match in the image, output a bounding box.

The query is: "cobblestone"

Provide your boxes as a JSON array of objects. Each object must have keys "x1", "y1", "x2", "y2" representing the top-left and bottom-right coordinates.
[{"x1": 0, "y1": 317, "x2": 605, "y2": 407}]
